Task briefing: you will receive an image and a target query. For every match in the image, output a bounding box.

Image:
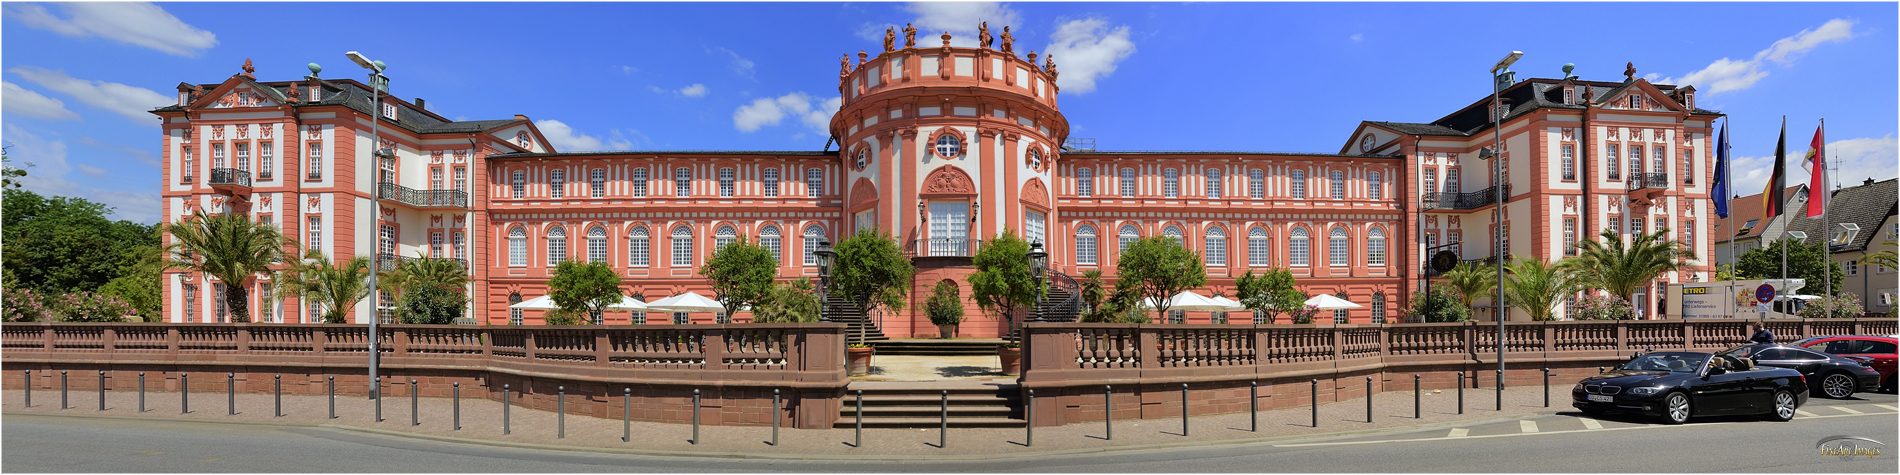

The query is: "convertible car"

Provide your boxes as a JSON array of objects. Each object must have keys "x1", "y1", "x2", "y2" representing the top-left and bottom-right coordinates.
[{"x1": 1573, "y1": 351, "x2": 1808, "y2": 424}]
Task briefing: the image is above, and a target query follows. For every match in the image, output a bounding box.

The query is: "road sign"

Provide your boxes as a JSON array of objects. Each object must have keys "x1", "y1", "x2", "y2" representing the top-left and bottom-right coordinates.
[{"x1": 1755, "y1": 284, "x2": 1776, "y2": 304}]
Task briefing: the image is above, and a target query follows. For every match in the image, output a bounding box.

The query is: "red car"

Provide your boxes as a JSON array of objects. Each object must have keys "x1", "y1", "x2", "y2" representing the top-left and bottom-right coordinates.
[{"x1": 1793, "y1": 335, "x2": 1898, "y2": 393}]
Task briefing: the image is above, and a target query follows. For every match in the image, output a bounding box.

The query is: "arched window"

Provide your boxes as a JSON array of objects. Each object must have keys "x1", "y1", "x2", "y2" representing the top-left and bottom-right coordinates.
[
  {"x1": 802, "y1": 225, "x2": 825, "y2": 266},
  {"x1": 1329, "y1": 170, "x2": 1344, "y2": 199},
  {"x1": 1204, "y1": 227, "x2": 1227, "y2": 266},
  {"x1": 508, "y1": 292, "x2": 523, "y2": 325},
  {"x1": 628, "y1": 226, "x2": 649, "y2": 267},
  {"x1": 590, "y1": 168, "x2": 606, "y2": 198},
  {"x1": 546, "y1": 226, "x2": 567, "y2": 265},
  {"x1": 508, "y1": 227, "x2": 527, "y2": 267},
  {"x1": 1248, "y1": 227, "x2": 1270, "y2": 267},
  {"x1": 1329, "y1": 227, "x2": 1349, "y2": 267},
  {"x1": 1290, "y1": 170, "x2": 1307, "y2": 198},
  {"x1": 1119, "y1": 168, "x2": 1136, "y2": 197},
  {"x1": 587, "y1": 226, "x2": 608, "y2": 263},
  {"x1": 671, "y1": 226, "x2": 694, "y2": 267},
  {"x1": 715, "y1": 225, "x2": 737, "y2": 250},
  {"x1": 1333, "y1": 292, "x2": 1350, "y2": 324},
  {"x1": 1367, "y1": 227, "x2": 1387, "y2": 266},
  {"x1": 762, "y1": 168, "x2": 780, "y2": 197},
  {"x1": 1249, "y1": 169, "x2": 1264, "y2": 199},
  {"x1": 934, "y1": 135, "x2": 960, "y2": 158},
  {"x1": 1163, "y1": 225, "x2": 1184, "y2": 248},
  {"x1": 1370, "y1": 292, "x2": 1387, "y2": 324},
  {"x1": 1075, "y1": 225, "x2": 1098, "y2": 265},
  {"x1": 1290, "y1": 227, "x2": 1310, "y2": 267},
  {"x1": 631, "y1": 168, "x2": 649, "y2": 197},
  {"x1": 1205, "y1": 169, "x2": 1222, "y2": 198},
  {"x1": 760, "y1": 225, "x2": 782, "y2": 264},
  {"x1": 549, "y1": 169, "x2": 566, "y2": 199},
  {"x1": 1118, "y1": 225, "x2": 1140, "y2": 254},
  {"x1": 1163, "y1": 169, "x2": 1180, "y2": 198},
  {"x1": 1076, "y1": 168, "x2": 1094, "y2": 197},
  {"x1": 1368, "y1": 172, "x2": 1382, "y2": 200}
]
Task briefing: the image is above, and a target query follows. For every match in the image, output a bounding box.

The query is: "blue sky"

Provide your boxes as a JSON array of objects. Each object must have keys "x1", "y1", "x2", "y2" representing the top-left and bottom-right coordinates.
[{"x1": 4, "y1": 2, "x2": 1895, "y2": 224}]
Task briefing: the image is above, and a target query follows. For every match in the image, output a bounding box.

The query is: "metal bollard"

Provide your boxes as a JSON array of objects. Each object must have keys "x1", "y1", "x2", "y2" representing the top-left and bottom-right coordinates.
[
  {"x1": 181, "y1": 373, "x2": 189, "y2": 414},
  {"x1": 1105, "y1": 385, "x2": 1113, "y2": 441},
  {"x1": 557, "y1": 386, "x2": 565, "y2": 438},
  {"x1": 1366, "y1": 376, "x2": 1373, "y2": 423},
  {"x1": 624, "y1": 388, "x2": 632, "y2": 443},
  {"x1": 1496, "y1": 369, "x2": 1504, "y2": 411},
  {"x1": 854, "y1": 389, "x2": 863, "y2": 448},
  {"x1": 1457, "y1": 371, "x2": 1465, "y2": 414},
  {"x1": 24, "y1": 370, "x2": 31, "y2": 408},
  {"x1": 61, "y1": 370, "x2": 68, "y2": 410},
  {"x1": 1310, "y1": 379, "x2": 1318, "y2": 428},
  {"x1": 138, "y1": 372, "x2": 146, "y2": 413},
  {"x1": 374, "y1": 377, "x2": 383, "y2": 422},
  {"x1": 691, "y1": 389, "x2": 701, "y2": 445},
  {"x1": 770, "y1": 388, "x2": 779, "y2": 447},
  {"x1": 411, "y1": 380, "x2": 419, "y2": 427},
  {"x1": 1026, "y1": 389, "x2": 1035, "y2": 446},
  {"x1": 1414, "y1": 374, "x2": 1421, "y2": 419},
  {"x1": 1250, "y1": 381, "x2": 1259, "y2": 432},
  {"x1": 939, "y1": 389, "x2": 948, "y2": 448},
  {"x1": 502, "y1": 384, "x2": 511, "y2": 435},
  {"x1": 227, "y1": 373, "x2": 235, "y2": 416},
  {"x1": 1542, "y1": 368, "x2": 1551, "y2": 408},
  {"x1": 327, "y1": 376, "x2": 336, "y2": 419},
  {"x1": 1181, "y1": 383, "x2": 1190, "y2": 436},
  {"x1": 274, "y1": 375, "x2": 282, "y2": 417},
  {"x1": 453, "y1": 383, "x2": 461, "y2": 431},
  {"x1": 98, "y1": 371, "x2": 106, "y2": 411}
]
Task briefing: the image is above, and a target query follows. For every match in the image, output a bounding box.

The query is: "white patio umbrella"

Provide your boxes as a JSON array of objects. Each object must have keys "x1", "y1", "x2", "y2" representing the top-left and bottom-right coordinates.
[
  {"x1": 1163, "y1": 291, "x2": 1233, "y2": 312},
  {"x1": 1303, "y1": 294, "x2": 1362, "y2": 310},
  {"x1": 603, "y1": 295, "x2": 649, "y2": 311},
  {"x1": 508, "y1": 295, "x2": 562, "y2": 310},
  {"x1": 1206, "y1": 295, "x2": 1247, "y2": 311},
  {"x1": 646, "y1": 291, "x2": 726, "y2": 313}
]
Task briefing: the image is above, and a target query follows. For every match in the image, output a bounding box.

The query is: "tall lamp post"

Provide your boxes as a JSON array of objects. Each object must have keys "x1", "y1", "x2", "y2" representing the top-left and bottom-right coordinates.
[
  {"x1": 1487, "y1": 50, "x2": 1522, "y2": 396},
  {"x1": 1027, "y1": 241, "x2": 1048, "y2": 323},
  {"x1": 346, "y1": 51, "x2": 392, "y2": 400},
  {"x1": 813, "y1": 240, "x2": 835, "y2": 323}
]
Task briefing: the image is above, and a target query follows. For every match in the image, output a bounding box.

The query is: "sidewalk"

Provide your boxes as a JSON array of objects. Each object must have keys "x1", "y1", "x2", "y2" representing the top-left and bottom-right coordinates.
[{"x1": 2, "y1": 385, "x2": 1566, "y2": 460}]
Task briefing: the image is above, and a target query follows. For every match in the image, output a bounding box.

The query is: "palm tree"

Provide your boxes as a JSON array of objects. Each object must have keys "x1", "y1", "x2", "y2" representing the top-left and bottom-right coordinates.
[
  {"x1": 376, "y1": 252, "x2": 470, "y2": 320},
  {"x1": 1443, "y1": 261, "x2": 1497, "y2": 309},
  {"x1": 1862, "y1": 241, "x2": 1898, "y2": 271},
  {"x1": 1500, "y1": 257, "x2": 1580, "y2": 321},
  {"x1": 1567, "y1": 228, "x2": 1696, "y2": 304},
  {"x1": 164, "y1": 210, "x2": 289, "y2": 323},
  {"x1": 283, "y1": 249, "x2": 373, "y2": 324}
]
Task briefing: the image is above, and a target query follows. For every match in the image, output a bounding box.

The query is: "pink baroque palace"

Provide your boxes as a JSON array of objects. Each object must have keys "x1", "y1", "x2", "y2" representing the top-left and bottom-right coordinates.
[{"x1": 155, "y1": 33, "x2": 1717, "y2": 337}]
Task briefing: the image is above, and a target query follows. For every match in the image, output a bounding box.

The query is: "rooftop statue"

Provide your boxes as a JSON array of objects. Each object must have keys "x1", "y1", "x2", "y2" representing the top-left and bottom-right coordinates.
[
  {"x1": 903, "y1": 23, "x2": 916, "y2": 48},
  {"x1": 1000, "y1": 26, "x2": 1014, "y2": 55},
  {"x1": 978, "y1": 22, "x2": 993, "y2": 49},
  {"x1": 884, "y1": 27, "x2": 896, "y2": 52},
  {"x1": 841, "y1": 55, "x2": 851, "y2": 78}
]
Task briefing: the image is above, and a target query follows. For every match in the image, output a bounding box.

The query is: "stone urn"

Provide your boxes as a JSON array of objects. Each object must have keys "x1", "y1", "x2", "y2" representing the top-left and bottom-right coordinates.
[
  {"x1": 938, "y1": 323, "x2": 959, "y2": 339},
  {"x1": 846, "y1": 346, "x2": 875, "y2": 376},
  {"x1": 997, "y1": 345, "x2": 1022, "y2": 375}
]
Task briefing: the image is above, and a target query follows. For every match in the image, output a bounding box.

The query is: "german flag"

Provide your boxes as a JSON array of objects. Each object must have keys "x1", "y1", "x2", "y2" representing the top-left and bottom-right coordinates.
[{"x1": 1762, "y1": 117, "x2": 1787, "y2": 219}]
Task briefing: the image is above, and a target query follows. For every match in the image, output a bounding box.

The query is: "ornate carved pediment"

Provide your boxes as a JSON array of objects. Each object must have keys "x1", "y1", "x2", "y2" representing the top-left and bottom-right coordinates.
[
  {"x1": 1448, "y1": 216, "x2": 1461, "y2": 227},
  {"x1": 306, "y1": 195, "x2": 321, "y2": 212},
  {"x1": 260, "y1": 194, "x2": 272, "y2": 209},
  {"x1": 430, "y1": 150, "x2": 444, "y2": 164},
  {"x1": 307, "y1": 125, "x2": 322, "y2": 139},
  {"x1": 920, "y1": 166, "x2": 976, "y2": 196},
  {"x1": 1561, "y1": 128, "x2": 1575, "y2": 141},
  {"x1": 430, "y1": 214, "x2": 443, "y2": 227},
  {"x1": 849, "y1": 178, "x2": 880, "y2": 208},
  {"x1": 1021, "y1": 178, "x2": 1050, "y2": 209},
  {"x1": 1563, "y1": 196, "x2": 1578, "y2": 214},
  {"x1": 380, "y1": 206, "x2": 396, "y2": 220}
]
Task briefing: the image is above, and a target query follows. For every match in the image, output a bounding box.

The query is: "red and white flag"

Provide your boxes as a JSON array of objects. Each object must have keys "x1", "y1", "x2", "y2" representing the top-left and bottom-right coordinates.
[{"x1": 1802, "y1": 124, "x2": 1827, "y2": 218}]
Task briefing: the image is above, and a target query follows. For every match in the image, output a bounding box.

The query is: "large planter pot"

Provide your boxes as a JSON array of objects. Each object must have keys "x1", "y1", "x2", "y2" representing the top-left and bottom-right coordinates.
[
  {"x1": 997, "y1": 346, "x2": 1022, "y2": 375},
  {"x1": 937, "y1": 323, "x2": 959, "y2": 339},
  {"x1": 846, "y1": 346, "x2": 875, "y2": 376}
]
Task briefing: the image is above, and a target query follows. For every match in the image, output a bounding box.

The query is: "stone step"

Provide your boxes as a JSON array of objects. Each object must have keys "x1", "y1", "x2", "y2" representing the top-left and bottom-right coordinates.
[
  {"x1": 838, "y1": 406, "x2": 1018, "y2": 418},
  {"x1": 831, "y1": 416, "x2": 1025, "y2": 429}
]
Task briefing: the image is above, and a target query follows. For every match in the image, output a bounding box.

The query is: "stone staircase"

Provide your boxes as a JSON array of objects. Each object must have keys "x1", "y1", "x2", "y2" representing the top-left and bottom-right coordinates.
[
  {"x1": 824, "y1": 295, "x2": 889, "y2": 343},
  {"x1": 869, "y1": 339, "x2": 1005, "y2": 356},
  {"x1": 834, "y1": 381, "x2": 1024, "y2": 428}
]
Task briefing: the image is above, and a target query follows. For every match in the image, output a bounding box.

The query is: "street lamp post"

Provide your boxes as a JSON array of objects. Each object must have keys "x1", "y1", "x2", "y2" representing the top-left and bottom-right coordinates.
[
  {"x1": 814, "y1": 240, "x2": 835, "y2": 323},
  {"x1": 1027, "y1": 241, "x2": 1048, "y2": 323},
  {"x1": 346, "y1": 51, "x2": 392, "y2": 400},
  {"x1": 1488, "y1": 50, "x2": 1522, "y2": 394}
]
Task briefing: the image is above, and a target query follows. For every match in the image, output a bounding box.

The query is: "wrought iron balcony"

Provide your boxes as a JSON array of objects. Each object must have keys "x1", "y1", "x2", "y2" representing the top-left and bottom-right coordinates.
[
  {"x1": 377, "y1": 183, "x2": 468, "y2": 209},
  {"x1": 375, "y1": 253, "x2": 468, "y2": 274},
  {"x1": 1627, "y1": 173, "x2": 1670, "y2": 193},
  {"x1": 207, "y1": 168, "x2": 252, "y2": 191},
  {"x1": 1420, "y1": 184, "x2": 1510, "y2": 210},
  {"x1": 906, "y1": 238, "x2": 985, "y2": 258}
]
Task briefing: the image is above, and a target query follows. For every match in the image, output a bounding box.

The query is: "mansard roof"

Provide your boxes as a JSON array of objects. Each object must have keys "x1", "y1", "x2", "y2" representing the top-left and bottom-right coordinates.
[
  {"x1": 490, "y1": 150, "x2": 840, "y2": 159},
  {"x1": 1364, "y1": 77, "x2": 1725, "y2": 140},
  {"x1": 1060, "y1": 150, "x2": 1391, "y2": 159},
  {"x1": 152, "y1": 76, "x2": 524, "y2": 137}
]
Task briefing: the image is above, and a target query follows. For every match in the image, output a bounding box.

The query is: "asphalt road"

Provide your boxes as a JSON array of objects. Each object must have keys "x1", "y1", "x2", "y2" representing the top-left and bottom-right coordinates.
[{"x1": 5, "y1": 393, "x2": 1894, "y2": 473}]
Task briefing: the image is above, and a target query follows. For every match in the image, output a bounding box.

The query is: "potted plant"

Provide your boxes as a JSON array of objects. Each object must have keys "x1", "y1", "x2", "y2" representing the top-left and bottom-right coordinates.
[
  {"x1": 926, "y1": 280, "x2": 964, "y2": 339},
  {"x1": 997, "y1": 341, "x2": 1022, "y2": 375},
  {"x1": 846, "y1": 342, "x2": 875, "y2": 376}
]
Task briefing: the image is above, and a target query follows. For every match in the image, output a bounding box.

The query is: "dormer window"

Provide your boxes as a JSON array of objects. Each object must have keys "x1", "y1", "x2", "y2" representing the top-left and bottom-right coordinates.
[
  {"x1": 382, "y1": 103, "x2": 397, "y2": 120},
  {"x1": 1562, "y1": 86, "x2": 1574, "y2": 105},
  {"x1": 1835, "y1": 223, "x2": 1860, "y2": 245},
  {"x1": 179, "y1": 91, "x2": 189, "y2": 106}
]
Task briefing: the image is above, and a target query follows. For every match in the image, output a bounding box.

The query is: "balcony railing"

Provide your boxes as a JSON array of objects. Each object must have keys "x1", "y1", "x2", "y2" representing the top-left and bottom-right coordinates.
[
  {"x1": 1627, "y1": 173, "x2": 1670, "y2": 192},
  {"x1": 905, "y1": 238, "x2": 985, "y2": 257},
  {"x1": 377, "y1": 183, "x2": 468, "y2": 209},
  {"x1": 1420, "y1": 184, "x2": 1509, "y2": 210},
  {"x1": 1422, "y1": 256, "x2": 1499, "y2": 277},
  {"x1": 375, "y1": 253, "x2": 468, "y2": 274},
  {"x1": 208, "y1": 168, "x2": 252, "y2": 189}
]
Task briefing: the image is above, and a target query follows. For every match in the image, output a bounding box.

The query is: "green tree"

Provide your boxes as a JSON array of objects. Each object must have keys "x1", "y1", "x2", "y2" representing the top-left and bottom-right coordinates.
[
  {"x1": 2, "y1": 188, "x2": 161, "y2": 294},
  {"x1": 97, "y1": 243, "x2": 165, "y2": 321},
  {"x1": 1568, "y1": 228, "x2": 1697, "y2": 303},
  {"x1": 1442, "y1": 261, "x2": 1498, "y2": 309},
  {"x1": 1861, "y1": 241, "x2": 1897, "y2": 271},
  {"x1": 399, "y1": 283, "x2": 467, "y2": 325},
  {"x1": 699, "y1": 236, "x2": 779, "y2": 321},
  {"x1": 282, "y1": 250, "x2": 373, "y2": 324},
  {"x1": 1401, "y1": 287, "x2": 1470, "y2": 323},
  {"x1": 1500, "y1": 257, "x2": 1580, "y2": 322},
  {"x1": 547, "y1": 260, "x2": 623, "y2": 324},
  {"x1": 2, "y1": 143, "x2": 28, "y2": 189},
  {"x1": 1234, "y1": 268, "x2": 1305, "y2": 324},
  {"x1": 925, "y1": 279, "x2": 965, "y2": 330},
  {"x1": 968, "y1": 229, "x2": 1041, "y2": 340},
  {"x1": 829, "y1": 227, "x2": 913, "y2": 318},
  {"x1": 164, "y1": 210, "x2": 289, "y2": 322},
  {"x1": 1116, "y1": 235, "x2": 1207, "y2": 321},
  {"x1": 376, "y1": 253, "x2": 470, "y2": 322},
  {"x1": 1078, "y1": 269, "x2": 1109, "y2": 314},
  {"x1": 1733, "y1": 237, "x2": 1843, "y2": 296},
  {"x1": 751, "y1": 278, "x2": 822, "y2": 323}
]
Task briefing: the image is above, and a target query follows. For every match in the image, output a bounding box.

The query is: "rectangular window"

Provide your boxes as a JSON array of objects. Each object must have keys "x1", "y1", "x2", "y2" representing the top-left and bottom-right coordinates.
[
  {"x1": 1629, "y1": 145, "x2": 1643, "y2": 177},
  {"x1": 308, "y1": 301, "x2": 322, "y2": 324},
  {"x1": 1205, "y1": 169, "x2": 1222, "y2": 198},
  {"x1": 1609, "y1": 216, "x2": 1622, "y2": 235},
  {"x1": 214, "y1": 283, "x2": 227, "y2": 323},
  {"x1": 510, "y1": 307, "x2": 523, "y2": 326},
  {"x1": 235, "y1": 143, "x2": 250, "y2": 172},
  {"x1": 547, "y1": 231, "x2": 567, "y2": 266},
  {"x1": 1291, "y1": 237, "x2": 1310, "y2": 266},
  {"x1": 510, "y1": 234, "x2": 526, "y2": 267},
  {"x1": 805, "y1": 168, "x2": 823, "y2": 197},
  {"x1": 1248, "y1": 234, "x2": 1269, "y2": 267},
  {"x1": 1291, "y1": 170, "x2": 1307, "y2": 198},
  {"x1": 453, "y1": 232, "x2": 465, "y2": 260},
  {"x1": 1249, "y1": 169, "x2": 1264, "y2": 199},
  {"x1": 1368, "y1": 172, "x2": 1382, "y2": 200},
  {"x1": 1076, "y1": 168, "x2": 1093, "y2": 197},
  {"x1": 588, "y1": 233, "x2": 607, "y2": 263},
  {"x1": 1368, "y1": 234, "x2": 1385, "y2": 266},
  {"x1": 1846, "y1": 260, "x2": 1859, "y2": 276},
  {"x1": 259, "y1": 143, "x2": 273, "y2": 179},
  {"x1": 590, "y1": 168, "x2": 605, "y2": 198},
  {"x1": 1163, "y1": 169, "x2": 1179, "y2": 198},
  {"x1": 763, "y1": 168, "x2": 780, "y2": 197},
  {"x1": 1561, "y1": 144, "x2": 1576, "y2": 180},
  {"x1": 1329, "y1": 170, "x2": 1344, "y2": 199},
  {"x1": 1076, "y1": 233, "x2": 1097, "y2": 265},
  {"x1": 1606, "y1": 145, "x2": 1620, "y2": 180},
  {"x1": 430, "y1": 232, "x2": 444, "y2": 258},
  {"x1": 302, "y1": 215, "x2": 324, "y2": 253},
  {"x1": 1653, "y1": 146, "x2": 1666, "y2": 179},
  {"x1": 1423, "y1": 169, "x2": 1437, "y2": 194},
  {"x1": 1682, "y1": 151, "x2": 1694, "y2": 184},
  {"x1": 181, "y1": 146, "x2": 194, "y2": 182},
  {"x1": 1564, "y1": 218, "x2": 1577, "y2": 256},
  {"x1": 259, "y1": 283, "x2": 273, "y2": 323},
  {"x1": 1205, "y1": 234, "x2": 1226, "y2": 266},
  {"x1": 1329, "y1": 232, "x2": 1348, "y2": 267},
  {"x1": 718, "y1": 167, "x2": 735, "y2": 197},
  {"x1": 676, "y1": 167, "x2": 692, "y2": 197},
  {"x1": 1120, "y1": 168, "x2": 1137, "y2": 197},
  {"x1": 511, "y1": 171, "x2": 525, "y2": 199},
  {"x1": 1632, "y1": 217, "x2": 1645, "y2": 236},
  {"x1": 1025, "y1": 211, "x2": 1046, "y2": 247},
  {"x1": 307, "y1": 143, "x2": 323, "y2": 179},
  {"x1": 549, "y1": 169, "x2": 565, "y2": 199},
  {"x1": 1684, "y1": 220, "x2": 1695, "y2": 246},
  {"x1": 454, "y1": 167, "x2": 467, "y2": 192},
  {"x1": 629, "y1": 231, "x2": 649, "y2": 267},
  {"x1": 379, "y1": 224, "x2": 396, "y2": 256},
  {"x1": 1501, "y1": 223, "x2": 1510, "y2": 256},
  {"x1": 431, "y1": 168, "x2": 444, "y2": 190},
  {"x1": 671, "y1": 231, "x2": 693, "y2": 267},
  {"x1": 855, "y1": 210, "x2": 876, "y2": 234},
  {"x1": 1446, "y1": 168, "x2": 1461, "y2": 194},
  {"x1": 632, "y1": 168, "x2": 649, "y2": 197},
  {"x1": 213, "y1": 143, "x2": 226, "y2": 168},
  {"x1": 1370, "y1": 295, "x2": 1385, "y2": 324}
]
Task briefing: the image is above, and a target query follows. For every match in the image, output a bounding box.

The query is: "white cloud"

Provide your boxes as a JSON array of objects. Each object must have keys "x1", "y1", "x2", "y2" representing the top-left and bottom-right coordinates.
[
  {"x1": 1349, "y1": 33, "x2": 1364, "y2": 42},
  {"x1": 906, "y1": 1, "x2": 1022, "y2": 48},
  {"x1": 733, "y1": 92, "x2": 839, "y2": 136},
  {"x1": 2, "y1": 124, "x2": 161, "y2": 223},
  {"x1": 646, "y1": 85, "x2": 665, "y2": 94},
  {"x1": 710, "y1": 47, "x2": 756, "y2": 80},
  {"x1": 609, "y1": 129, "x2": 651, "y2": 150},
  {"x1": 534, "y1": 119, "x2": 627, "y2": 152},
  {"x1": 1042, "y1": 18, "x2": 1137, "y2": 94},
  {"x1": 75, "y1": 136, "x2": 159, "y2": 167},
  {"x1": 8, "y1": 66, "x2": 171, "y2": 123},
  {"x1": 620, "y1": 66, "x2": 638, "y2": 75},
  {"x1": 6, "y1": 2, "x2": 217, "y2": 57},
  {"x1": 676, "y1": 84, "x2": 708, "y2": 97},
  {"x1": 75, "y1": 163, "x2": 106, "y2": 176},
  {"x1": 2, "y1": 80, "x2": 80, "y2": 120},
  {"x1": 1663, "y1": 19, "x2": 1854, "y2": 95},
  {"x1": 1727, "y1": 135, "x2": 1895, "y2": 198}
]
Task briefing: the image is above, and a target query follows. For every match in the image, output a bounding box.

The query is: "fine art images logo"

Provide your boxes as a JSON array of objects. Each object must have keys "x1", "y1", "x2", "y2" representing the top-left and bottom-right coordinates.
[{"x1": 1816, "y1": 436, "x2": 1885, "y2": 460}]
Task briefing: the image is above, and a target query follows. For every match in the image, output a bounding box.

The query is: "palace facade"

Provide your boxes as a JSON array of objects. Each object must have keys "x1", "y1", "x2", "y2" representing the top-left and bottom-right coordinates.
[{"x1": 155, "y1": 34, "x2": 1719, "y2": 336}]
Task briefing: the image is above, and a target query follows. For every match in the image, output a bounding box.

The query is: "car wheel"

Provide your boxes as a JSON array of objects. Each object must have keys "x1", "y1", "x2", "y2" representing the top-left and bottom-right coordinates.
[
  {"x1": 1765, "y1": 389, "x2": 1797, "y2": 422},
  {"x1": 1818, "y1": 372, "x2": 1856, "y2": 399},
  {"x1": 1661, "y1": 392, "x2": 1691, "y2": 425}
]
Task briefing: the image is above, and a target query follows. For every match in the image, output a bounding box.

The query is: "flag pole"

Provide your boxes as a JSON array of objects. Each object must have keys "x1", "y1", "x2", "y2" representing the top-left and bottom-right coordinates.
[
  {"x1": 1725, "y1": 117, "x2": 1736, "y2": 317},
  {"x1": 1820, "y1": 118, "x2": 1830, "y2": 308}
]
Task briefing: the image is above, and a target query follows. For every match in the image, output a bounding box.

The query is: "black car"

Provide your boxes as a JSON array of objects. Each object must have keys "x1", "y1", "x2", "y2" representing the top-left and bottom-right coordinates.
[
  {"x1": 1572, "y1": 351, "x2": 1808, "y2": 424},
  {"x1": 1717, "y1": 343, "x2": 1885, "y2": 399}
]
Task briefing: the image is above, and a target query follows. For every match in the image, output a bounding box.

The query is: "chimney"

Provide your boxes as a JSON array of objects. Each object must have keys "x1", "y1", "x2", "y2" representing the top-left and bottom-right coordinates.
[
  {"x1": 414, "y1": 98, "x2": 426, "y2": 111},
  {"x1": 515, "y1": 114, "x2": 528, "y2": 120},
  {"x1": 1866, "y1": 178, "x2": 1876, "y2": 186}
]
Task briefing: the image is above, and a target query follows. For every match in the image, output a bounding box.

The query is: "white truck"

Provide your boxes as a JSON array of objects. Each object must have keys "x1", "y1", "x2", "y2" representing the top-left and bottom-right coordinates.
[{"x1": 1668, "y1": 279, "x2": 1810, "y2": 319}]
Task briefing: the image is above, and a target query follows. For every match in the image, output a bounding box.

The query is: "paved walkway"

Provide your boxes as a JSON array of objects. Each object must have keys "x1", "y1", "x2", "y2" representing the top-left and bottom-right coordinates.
[
  {"x1": 3, "y1": 384, "x2": 1569, "y2": 459},
  {"x1": 854, "y1": 355, "x2": 1011, "y2": 381}
]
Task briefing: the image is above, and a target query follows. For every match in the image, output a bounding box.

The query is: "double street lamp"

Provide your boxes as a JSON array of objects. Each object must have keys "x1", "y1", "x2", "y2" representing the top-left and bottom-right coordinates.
[
  {"x1": 345, "y1": 50, "x2": 393, "y2": 400},
  {"x1": 1488, "y1": 50, "x2": 1521, "y2": 404}
]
